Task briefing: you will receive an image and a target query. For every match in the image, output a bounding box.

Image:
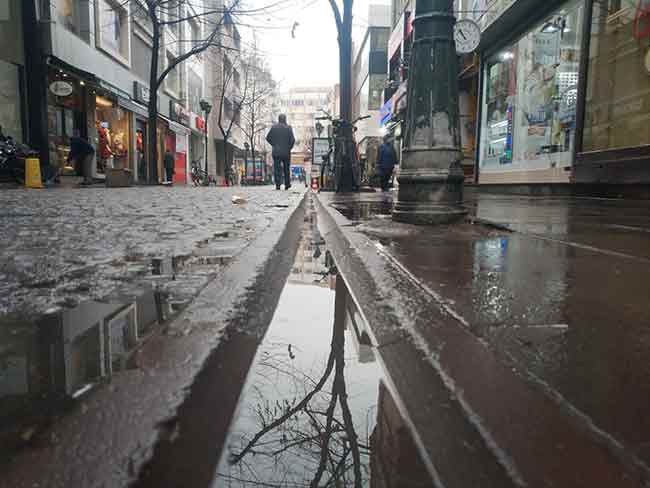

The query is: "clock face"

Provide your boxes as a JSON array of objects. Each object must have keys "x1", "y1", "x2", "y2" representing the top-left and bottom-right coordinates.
[{"x1": 454, "y1": 19, "x2": 481, "y2": 54}]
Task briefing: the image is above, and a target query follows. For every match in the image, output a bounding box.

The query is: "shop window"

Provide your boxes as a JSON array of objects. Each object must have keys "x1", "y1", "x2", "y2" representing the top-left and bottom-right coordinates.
[
  {"x1": 582, "y1": 0, "x2": 650, "y2": 151},
  {"x1": 0, "y1": 60, "x2": 23, "y2": 141},
  {"x1": 95, "y1": 95, "x2": 132, "y2": 173},
  {"x1": 480, "y1": 0, "x2": 585, "y2": 172},
  {"x1": 97, "y1": 0, "x2": 130, "y2": 65}
]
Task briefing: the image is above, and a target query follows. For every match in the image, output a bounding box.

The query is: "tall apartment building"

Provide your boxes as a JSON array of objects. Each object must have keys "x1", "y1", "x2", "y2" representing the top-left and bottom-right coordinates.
[{"x1": 275, "y1": 87, "x2": 333, "y2": 168}]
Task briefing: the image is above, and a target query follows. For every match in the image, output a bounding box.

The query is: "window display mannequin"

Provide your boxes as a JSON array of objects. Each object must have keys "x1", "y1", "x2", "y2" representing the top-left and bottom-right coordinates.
[
  {"x1": 97, "y1": 120, "x2": 114, "y2": 172},
  {"x1": 136, "y1": 128, "x2": 146, "y2": 180},
  {"x1": 113, "y1": 130, "x2": 127, "y2": 168}
]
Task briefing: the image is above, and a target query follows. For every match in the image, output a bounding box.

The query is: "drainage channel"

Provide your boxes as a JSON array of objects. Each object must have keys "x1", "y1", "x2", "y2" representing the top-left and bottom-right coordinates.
[{"x1": 210, "y1": 201, "x2": 434, "y2": 487}]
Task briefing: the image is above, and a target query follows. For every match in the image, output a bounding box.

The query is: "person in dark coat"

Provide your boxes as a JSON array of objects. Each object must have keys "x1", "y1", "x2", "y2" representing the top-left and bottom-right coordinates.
[
  {"x1": 163, "y1": 149, "x2": 175, "y2": 184},
  {"x1": 266, "y1": 114, "x2": 295, "y2": 190},
  {"x1": 67, "y1": 133, "x2": 95, "y2": 185},
  {"x1": 376, "y1": 135, "x2": 398, "y2": 191}
]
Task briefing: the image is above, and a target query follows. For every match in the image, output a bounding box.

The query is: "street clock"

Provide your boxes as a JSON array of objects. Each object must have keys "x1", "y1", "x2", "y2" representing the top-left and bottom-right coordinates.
[{"x1": 454, "y1": 19, "x2": 481, "y2": 54}]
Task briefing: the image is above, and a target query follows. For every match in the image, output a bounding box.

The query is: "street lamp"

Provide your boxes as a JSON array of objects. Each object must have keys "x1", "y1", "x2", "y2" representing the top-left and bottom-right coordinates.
[
  {"x1": 392, "y1": 0, "x2": 466, "y2": 224},
  {"x1": 199, "y1": 100, "x2": 212, "y2": 179}
]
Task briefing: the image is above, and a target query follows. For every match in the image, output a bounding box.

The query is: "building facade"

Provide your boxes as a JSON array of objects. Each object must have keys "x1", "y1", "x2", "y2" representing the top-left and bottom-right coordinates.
[
  {"x1": 385, "y1": 0, "x2": 650, "y2": 192},
  {"x1": 206, "y1": 11, "x2": 246, "y2": 184},
  {"x1": 352, "y1": 4, "x2": 391, "y2": 179},
  {"x1": 11, "y1": 0, "x2": 247, "y2": 185},
  {"x1": 275, "y1": 86, "x2": 333, "y2": 171}
]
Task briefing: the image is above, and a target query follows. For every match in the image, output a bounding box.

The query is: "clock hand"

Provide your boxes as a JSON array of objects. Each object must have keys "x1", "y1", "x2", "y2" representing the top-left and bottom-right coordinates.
[{"x1": 459, "y1": 29, "x2": 467, "y2": 40}]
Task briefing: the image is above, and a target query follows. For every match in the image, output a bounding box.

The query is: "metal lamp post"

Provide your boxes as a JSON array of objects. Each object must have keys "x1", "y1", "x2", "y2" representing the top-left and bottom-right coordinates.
[
  {"x1": 199, "y1": 100, "x2": 212, "y2": 179},
  {"x1": 392, "y1": 0, "x2": 467, "y2": 224}
]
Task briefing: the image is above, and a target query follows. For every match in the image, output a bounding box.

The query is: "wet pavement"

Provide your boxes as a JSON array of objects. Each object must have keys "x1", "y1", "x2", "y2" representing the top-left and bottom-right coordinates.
[
  {"x1": 465, "y1": 191, "x2": 650, "y2": 260},
  {"x1": 0, "y1": 186, "x2": 307, "y2": 486},
  {"x1": 3, "y1": 184, "x2": 650, "y2": 487},
  {"x1": 211, "y1": 199, "x2": 434, "y2": 486},
  {"x1": 314, "y1": 190, "x2": 650, "y2": 487},
  {"x1": 130, "y1": 195, "x2": 436, "y2": 487},
  {"x1": 0, "y1": 186, "x2": 304, "y2": 316}
]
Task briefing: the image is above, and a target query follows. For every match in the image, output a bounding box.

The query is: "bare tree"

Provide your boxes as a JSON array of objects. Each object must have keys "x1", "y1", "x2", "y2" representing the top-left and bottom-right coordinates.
[
  {"x1": 213, "y1": 50, "x2": 249, "y2": 185},
  {"x1": 221, "y1": 304, "x2": 368, "y2": 487},
  {"x1": 128, "y1": 0, "x2": 240, "y2": 182},
  {"x1": 240, "y1": 52, "x2": 275, "y2": 173}
]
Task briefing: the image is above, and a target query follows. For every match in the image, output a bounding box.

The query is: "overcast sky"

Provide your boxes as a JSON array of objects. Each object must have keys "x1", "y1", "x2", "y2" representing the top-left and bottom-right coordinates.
[{"x1": 239, "y1": 0, "x2": 389, "y2": 89}]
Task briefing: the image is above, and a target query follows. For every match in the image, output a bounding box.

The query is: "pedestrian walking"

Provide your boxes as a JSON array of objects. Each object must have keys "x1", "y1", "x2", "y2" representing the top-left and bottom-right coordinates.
[
  {"x1": 67, "y1": 132, "x2": 95, "y2": 185},
  {"x1": 164, "y1": 148, "x2": 175, "y2": 184},
  {"x1": 376, "y1": 135, "x2": 398, "y2": 192},
  {"x1": 266, "y1": 114, "x2": 295, "y2": 190}
]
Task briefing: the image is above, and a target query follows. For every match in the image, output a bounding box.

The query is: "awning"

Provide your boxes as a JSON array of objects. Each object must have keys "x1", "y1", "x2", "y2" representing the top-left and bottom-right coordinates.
[
  {"x1": 47, "y1": 56, "x2": 98, "y2": 83},
  {"x1": 168, "y1": 120, "x2": 191, "y2": 135},
  {"x1": 118, "y1": 97, "x2": 148, "y2": 118}
]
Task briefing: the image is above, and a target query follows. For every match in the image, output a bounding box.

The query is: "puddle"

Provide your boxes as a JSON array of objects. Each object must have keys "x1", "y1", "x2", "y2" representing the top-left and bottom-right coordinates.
[
  {"x1": 211, "y1": 201, "x2": 433, "y2": 487},
  {"x1": 0, "y1": 286, "x2": 169, "y2": 461},
  {"x1": 330, "y1": 200, "x2": 393, "y2": 221}
]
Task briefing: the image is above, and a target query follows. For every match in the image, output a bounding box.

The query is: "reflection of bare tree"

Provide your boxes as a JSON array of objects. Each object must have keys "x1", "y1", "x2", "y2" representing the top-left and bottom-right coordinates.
[{"x1": 221, "y1": 301, "x2": 367, "y2": 487}]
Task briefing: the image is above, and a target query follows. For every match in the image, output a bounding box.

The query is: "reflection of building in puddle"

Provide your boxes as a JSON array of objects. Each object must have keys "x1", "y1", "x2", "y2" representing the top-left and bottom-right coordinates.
[
  {"x1": 0, "y1": 291, "x2": 164, "y2": 404},
  {"x1": 289, "y1": 215, "x2": 335, "y2": 288},
  {"x1": 370, "y1": 382, "x2": 432, "y2": 487}
]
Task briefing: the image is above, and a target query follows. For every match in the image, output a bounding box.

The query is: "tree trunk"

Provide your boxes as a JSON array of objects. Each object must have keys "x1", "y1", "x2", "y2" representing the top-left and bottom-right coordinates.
[
  {"x1": 338, "y1": 1, "x2": 353, "y2": 121},
  {"x1": 147, "y1": 19, "x2": 160, "y2": 184},
  {"x1": 222, "y1": 136, "x2": 228, "y2": 185}
]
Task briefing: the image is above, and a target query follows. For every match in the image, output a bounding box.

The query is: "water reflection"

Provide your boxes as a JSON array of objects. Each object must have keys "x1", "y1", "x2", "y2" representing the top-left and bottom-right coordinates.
[
  {"x1": 214, "y1": 202, "x2": 431, "y2": 487},
  {"x1": 0, "y1": 287, "x2": 167, "y2": 459}
]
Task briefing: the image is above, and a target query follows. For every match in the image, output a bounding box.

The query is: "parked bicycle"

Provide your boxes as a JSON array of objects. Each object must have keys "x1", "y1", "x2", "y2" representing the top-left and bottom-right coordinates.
[
  {"x1": 190, "y1": 158, "x2": 211, "y2": 186},
  {"x1": 315, "y1": 111, "x2": 370, "y2": 192}
]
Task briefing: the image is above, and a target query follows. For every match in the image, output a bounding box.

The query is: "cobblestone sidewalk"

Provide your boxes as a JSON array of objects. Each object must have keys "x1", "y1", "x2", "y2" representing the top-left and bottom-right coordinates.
[{"x1": 0, "y1": 186, "x2": 304, "y2": 316}]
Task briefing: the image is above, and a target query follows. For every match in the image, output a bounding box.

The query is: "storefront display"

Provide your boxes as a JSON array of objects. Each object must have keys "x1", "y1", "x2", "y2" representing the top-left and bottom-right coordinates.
[
  {"x1": 136, "y1": 118, "x2": 147, "y2": 181},
  {"x1": 46, "y1": 69, "x2": 87, "y2": 175},
  {"x1": 95, "y1": 94, "x2": 131, "y2": 173},
  {"x1": 583, "y1": 0, "x2": 650, "y2": 151},
  {"x1": 479, "y1": 0, "x2": 585, "y2": 178}
]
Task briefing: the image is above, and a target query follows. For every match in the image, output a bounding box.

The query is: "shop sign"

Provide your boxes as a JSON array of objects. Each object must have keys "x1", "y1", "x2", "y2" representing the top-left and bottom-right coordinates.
[
  {"x1": 388, "y1": 13, "x2": 405, "y2": 59},
  {"x1": 49, "y1": 80, "x2": 74, "y2": 97},
  {"x1": 171, "y1": 101, "x2": 190, "y2": 126},
  {"x1": 312, "y1": 138, "x2": 329, "y2": 166},
  {"x1": 134, "y1": 81, "x2": 150, "y2": 104},
  {"x1": 195, "y1": 116, "x2": 206, "y2": 132}
]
